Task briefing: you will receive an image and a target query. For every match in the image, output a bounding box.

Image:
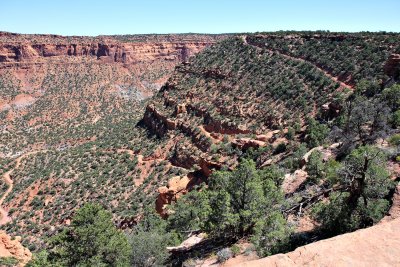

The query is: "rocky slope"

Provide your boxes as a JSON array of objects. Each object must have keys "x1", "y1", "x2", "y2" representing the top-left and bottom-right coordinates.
[
  {"x1": 142, "y1": 33, "x2": 400, "y2": 215},
  {"x1": 0, "y1": 32, "x2": 226, "y2": 156},
  {"x1": 0, "y1": 32, "x2": 228, "y2": 248}
]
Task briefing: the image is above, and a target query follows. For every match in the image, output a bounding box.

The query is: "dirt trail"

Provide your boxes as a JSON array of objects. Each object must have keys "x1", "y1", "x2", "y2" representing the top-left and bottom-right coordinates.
[
  {"x1": 0, "y1": 151, "x2": 46, "y2": 225},
  {"x1": 244, "y1": 36, "x2": 353, "y2": 91},
  {"x1": 198, "y1": 125, "x2": 221, "y2": 143},
  {"x1": 116, "y1": 148, "x2": 135, "y2": 156},
  {"x1": 274, "y1": 50, "x2": 353, "y2": 91},
  {"x1": 0, "y1": 170, "x2": 13, "y2": 225}
]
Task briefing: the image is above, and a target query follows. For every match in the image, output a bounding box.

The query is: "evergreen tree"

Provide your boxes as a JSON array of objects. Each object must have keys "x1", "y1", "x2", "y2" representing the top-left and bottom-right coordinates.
[
  {"x1": 168, "y1": 159, "x2": 291, "y2": 255},
  {"x1": 306, "y1": 150, "x2": 325, "y2": 183},
  {"x1": 313, "y1": 146, "x2": 394, "y2": 234},
  {"x1": 129, "y1": 207, "x2": 179, "y2": 267},
  {"x1": 332, "y1": 96, "x2": 390, "y2": 155},
  {"x1": 305, "y1": 118, "x2": 329, "y2": 148},
  {"x1": 47, "y1": 203, "x2": 131, "y2": 267},
  {"x1": 203, "y1": 159, "x2": 286, "y2": 238}
]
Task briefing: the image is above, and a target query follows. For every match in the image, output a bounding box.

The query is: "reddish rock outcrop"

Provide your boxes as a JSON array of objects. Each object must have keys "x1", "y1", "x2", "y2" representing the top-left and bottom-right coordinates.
[
  {"x1": 0, "y1": 231, "x2": 31, "y2": 266},
  {"x1": 321, "y1": 102, "x2": 342, "y2": 119},
  {"x1": 199, "y1": 158, "x2": 222, "y2": 177},
  {"x1": 384, "y1": 53, "x2": 400, "y2": 79},
  {"x1": 155, "y1": 175, "x2": 190, "y2": 217},
  {"x1": 282, "y1": 170, "x2": 308, "y2": 194},
  {"x1": 143, "y1": 104, "x2": 177, "y2": 137},
  {"x1": 232, "y1": 138, "x2": 266, "y2": 150}
]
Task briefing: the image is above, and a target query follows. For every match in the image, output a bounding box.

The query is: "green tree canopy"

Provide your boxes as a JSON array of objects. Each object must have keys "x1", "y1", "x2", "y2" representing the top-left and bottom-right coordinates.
[
  {"x1": 313, "y1": 145, "x2": 394, "y2": 235},
  {"x1": 381, "y1": 84, "x2": 400, "y2": 111},
  {"x1": 305, "y1": 118, "x2": 329, "y2": 148},
  {"x1": 46, "y1": 203, "x2": 131, "y2": 267},
  {"x1": 128, "y1": 207, "x2": 179, "y2": 267},
  {"x1": 168, "y1": 159, "x2": 291, "y2": 256},
  {"x1": 306, "y1": 150, "x2": 325, "y2": 183}
]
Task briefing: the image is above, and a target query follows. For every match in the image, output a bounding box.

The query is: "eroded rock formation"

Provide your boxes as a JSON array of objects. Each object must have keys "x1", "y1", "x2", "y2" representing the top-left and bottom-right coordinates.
[
  {"x1": 384, "y1": 54, "x2": 400, "y2": 79},
  {"x1": 156, "y1": 175, "x2": 190, "y2": 217},
  {"x1": 0, "y1": 231, "x2": 31, "y2": 266},
  {"x1": 0, "y1": 32, "x2": 223, "y2": 66}
]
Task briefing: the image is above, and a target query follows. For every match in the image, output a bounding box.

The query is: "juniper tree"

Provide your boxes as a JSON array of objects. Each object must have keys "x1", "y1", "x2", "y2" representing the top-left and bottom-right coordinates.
[
  {"x1": 313, "y1": 146, "x2": 394, "y2": 234},
  {"x1": 168, "y1": 159, "x2": 291, "y2": 255},
  {"x1": 45, "y1": 203, "x2": 131, "y2": 267}
]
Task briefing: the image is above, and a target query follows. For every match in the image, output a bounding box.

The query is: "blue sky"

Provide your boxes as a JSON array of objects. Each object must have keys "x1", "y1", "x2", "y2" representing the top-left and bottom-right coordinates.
[{"x1": 1, "y1": 0, "x2": 399, "y2": 35}]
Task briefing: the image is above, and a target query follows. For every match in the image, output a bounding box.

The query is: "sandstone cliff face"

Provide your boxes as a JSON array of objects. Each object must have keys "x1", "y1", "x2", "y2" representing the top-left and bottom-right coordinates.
[
  {"x1": 384, "y1": 53, "x2": 400, "y2": 79},
  {"x1": 0, "y1": 231, "x2": 31, "y2": 266},
  {"x1": 0, "y1": 42, "x2": 212, "y2": 64},
  {"x1": 0, "y1": 32, "x2": 222, "y2": 66}
]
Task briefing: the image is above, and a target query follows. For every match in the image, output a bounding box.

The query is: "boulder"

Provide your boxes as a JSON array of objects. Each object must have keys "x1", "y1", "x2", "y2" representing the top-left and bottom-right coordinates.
[
  {"x1": 282, "y1": 170, "x2": 308, "y2": 194},
  {"x1": 167, "y1": 233, "x2": 206, "y2": 252},
  {"x1": 232, "y1": 138, "x2": 266, "y2": 150}
]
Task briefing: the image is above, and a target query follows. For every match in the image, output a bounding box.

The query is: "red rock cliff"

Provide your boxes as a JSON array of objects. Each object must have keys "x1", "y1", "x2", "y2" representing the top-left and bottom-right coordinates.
[{"x1": 0, "y1": 32, "x2": 226, "y2": 65}]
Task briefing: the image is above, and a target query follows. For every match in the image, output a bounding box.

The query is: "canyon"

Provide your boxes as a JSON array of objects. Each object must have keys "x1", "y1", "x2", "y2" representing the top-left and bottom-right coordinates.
[{"x1": 0, "y1": 31, "x2": 399, "y2": 266}]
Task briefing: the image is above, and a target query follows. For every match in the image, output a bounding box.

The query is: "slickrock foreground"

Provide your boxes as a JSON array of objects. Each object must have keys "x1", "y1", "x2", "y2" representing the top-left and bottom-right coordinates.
[{"x1": 237, "y1": 218, "x2": 400, "y2": 267}]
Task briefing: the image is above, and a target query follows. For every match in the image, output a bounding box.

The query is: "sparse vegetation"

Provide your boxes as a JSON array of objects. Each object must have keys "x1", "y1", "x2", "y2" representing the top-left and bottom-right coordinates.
[{"x1": 1, "y1": 31, "x2": 399, "y2": 265}]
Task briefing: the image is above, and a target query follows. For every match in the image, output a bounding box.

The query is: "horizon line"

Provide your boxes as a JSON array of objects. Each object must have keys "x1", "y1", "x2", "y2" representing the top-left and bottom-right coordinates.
[{"x1": 1, "y1": 29, "x2": 400, "y2": 38}]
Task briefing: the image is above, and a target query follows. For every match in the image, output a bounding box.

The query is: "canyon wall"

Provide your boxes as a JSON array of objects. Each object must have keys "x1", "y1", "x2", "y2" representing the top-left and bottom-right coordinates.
[
  {"x1": 0, "y1": 41, "x2": 213, "y2": 64},
  {"x1": 0, "y1": 32, "x2": 226, "y2": 66}
]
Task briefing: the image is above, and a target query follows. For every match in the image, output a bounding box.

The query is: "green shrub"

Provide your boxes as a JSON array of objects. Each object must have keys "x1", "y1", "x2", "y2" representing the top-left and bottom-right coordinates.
[
  {"x1": 305, "y1": 118, "x2": 329, "y2": 148},
  {"x1": 306, "y1": 150, "x2": 325, "y2": 183},
  {"x1": 274, "y1": 143, "x2": 287, "y2": 154},
  {"x1": 286, "y1": 127, "x2": 295, "y2": 140},
  {"x1": 389, "y1": 134, "x2": 400, "y2": 146},
  {"x1": 0, "y1": 257, "x2": 19, "y2": 266},
  {"x1": 217, "y1": 248, "x2": 233, "y2": 263},
  {"x1": 231, "y1": 244, "x2": 241, "y2": 256},
  {"x1": 391, "y1": 110, "x2": 400, "y2": 128}
]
